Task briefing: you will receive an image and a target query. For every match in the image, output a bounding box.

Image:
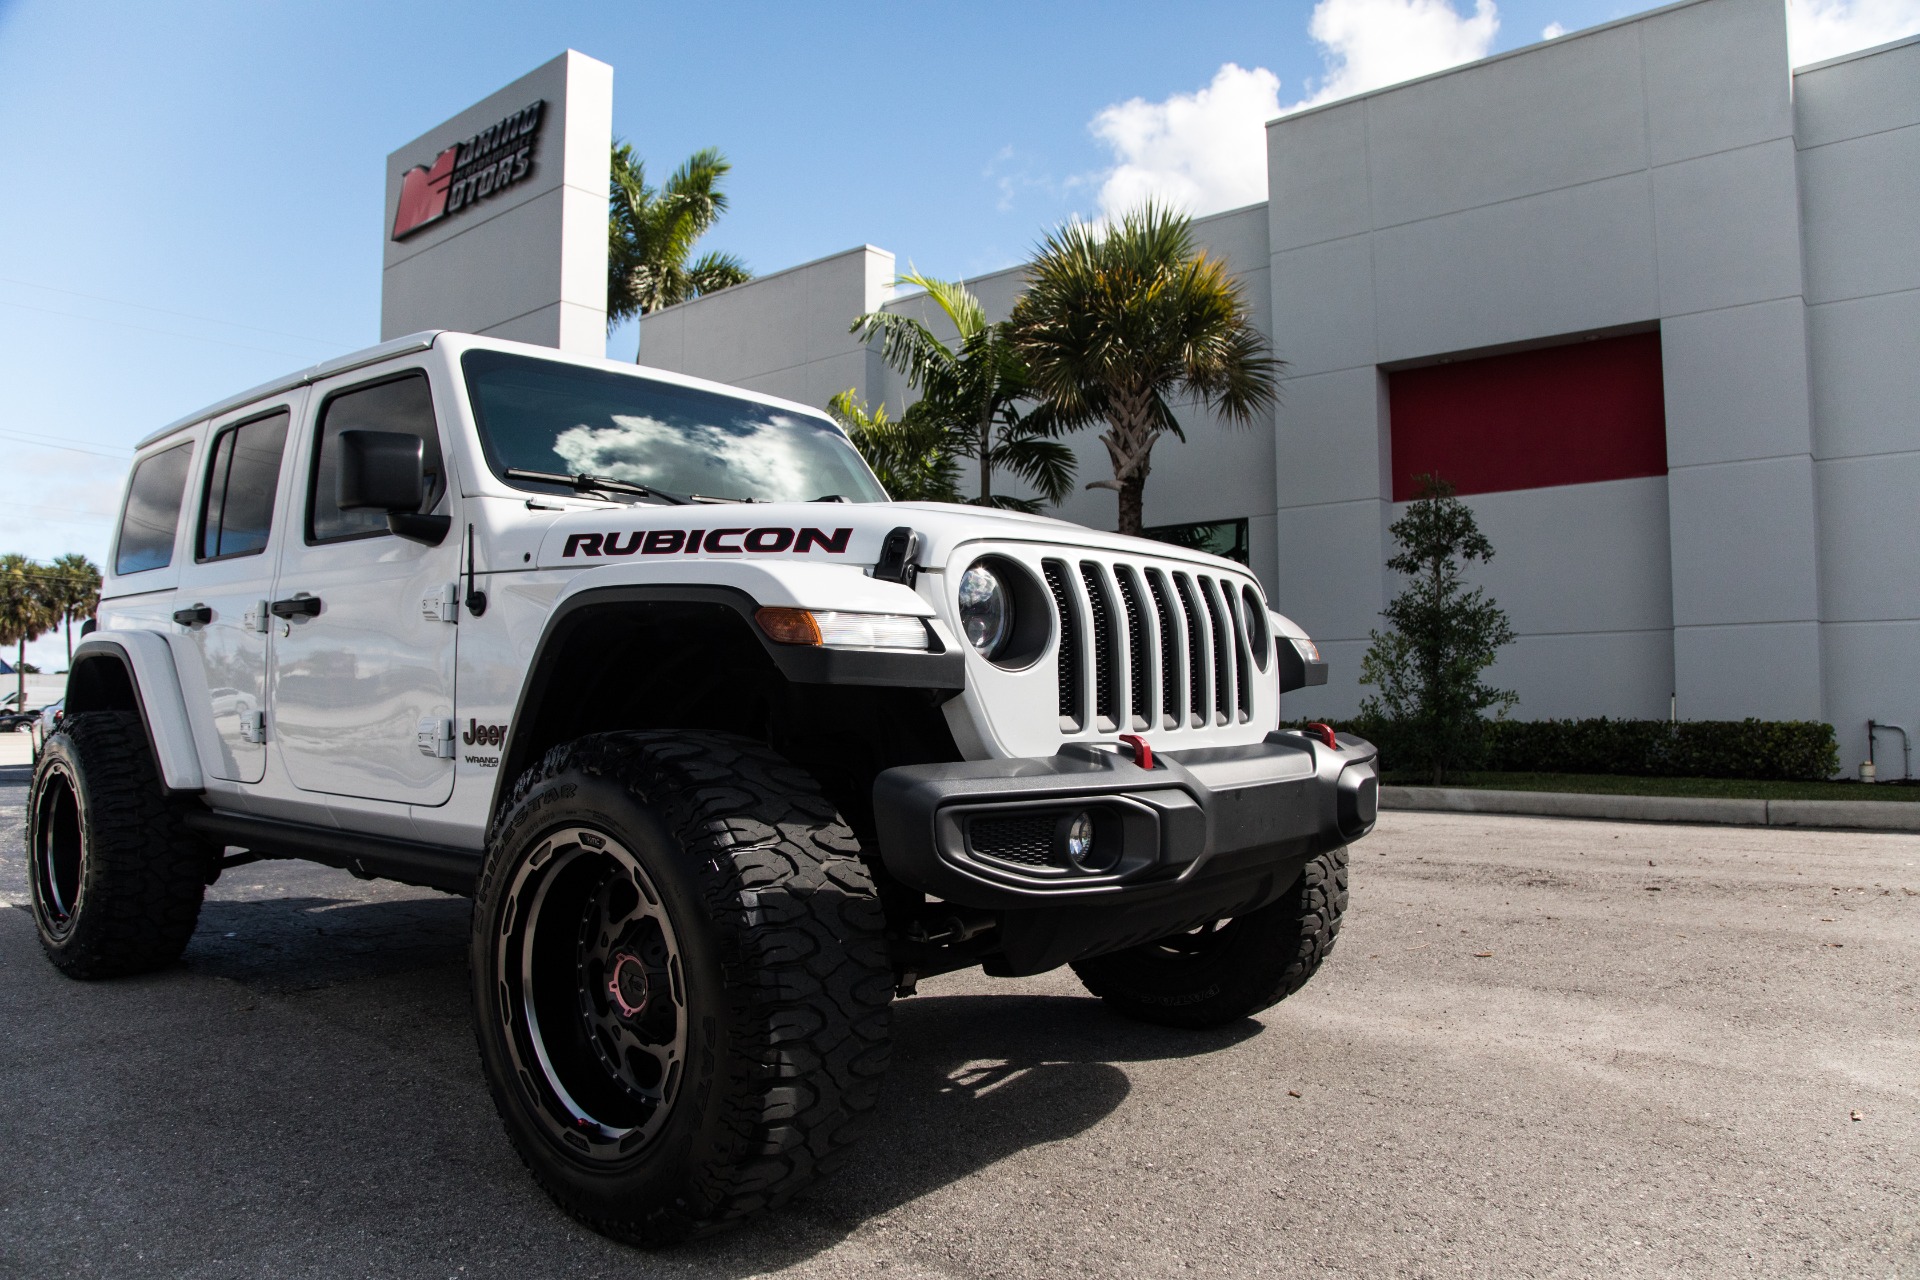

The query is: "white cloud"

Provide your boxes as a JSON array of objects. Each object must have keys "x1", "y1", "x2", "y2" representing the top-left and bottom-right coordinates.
[
  {"x1": 1091, "y1": 63, "x2": 1281, "y2": 221},
  {"x1": 1299, "y1": 0, "x2": 1499, "y2": 108},
  {"x1": 1542, "y1": 21, "x2": 1567, "y2": 38},
  {"x1": 1787, "y1": 0, "x2": 1920, "y2": 64},
  {"x1": 1089, "y1": 0, "x2": 1500, "y2": 220}
]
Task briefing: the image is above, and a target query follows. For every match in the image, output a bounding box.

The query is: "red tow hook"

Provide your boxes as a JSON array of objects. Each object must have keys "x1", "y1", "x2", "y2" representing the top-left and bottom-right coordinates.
[
  {"x1": 1306, "y1": 722, "x2": 1339, "y2": 750},
  {"x1": 1118, "y1": 733, "x2": 1154, "y2": 770}
]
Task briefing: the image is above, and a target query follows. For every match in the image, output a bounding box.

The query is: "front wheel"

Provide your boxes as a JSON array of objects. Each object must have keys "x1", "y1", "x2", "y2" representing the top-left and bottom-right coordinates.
[
  {"x1": 1071, "y1": 847, "x2": 1350, "y2": 1029},
  {"x1": 471, "y1": 731, "x2": 893, "y2": 1245}
]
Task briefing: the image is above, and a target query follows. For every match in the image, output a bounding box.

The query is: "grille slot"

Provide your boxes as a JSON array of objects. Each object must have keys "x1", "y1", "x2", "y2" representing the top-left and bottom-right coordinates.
[
  {"x1": 1199, "y1": 577, "x2": 1232, "y2": 725},
  {"x1": 1043, "y1": 560, "x2": 1083, "y2": 731},
  {"x1": 1113, "y1": 566, "x2": 1151, "y2": 730},
  {"x1": 968, "y1": 814, "x2": 1057, "y2": 868},
  {"x1": 1225, "y1": 582, "x2": 1253, "y2": 720},
  {"x1": 1145, "y1": 569, "x2": 1182, "y2": 729},
  {"x1": 1174, "y1": 573, "x2": 1208, "y2": 726},
  {"x1": 1080, "y1": 562, "x2": 1120, "y2": 733}
]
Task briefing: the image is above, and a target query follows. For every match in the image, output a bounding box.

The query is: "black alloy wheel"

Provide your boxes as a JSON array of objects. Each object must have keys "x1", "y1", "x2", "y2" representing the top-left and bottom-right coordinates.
[
  {"x1": 496, "y1": 825, "x2": 689, "y2": 1161},
  {"x1": 31, "y1": 759, "x2": 85, "y2": 939}
]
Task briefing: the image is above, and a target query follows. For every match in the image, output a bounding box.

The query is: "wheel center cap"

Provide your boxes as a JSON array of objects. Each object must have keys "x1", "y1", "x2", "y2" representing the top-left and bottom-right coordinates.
[{"x1": 608, "y1": 952, "x2": 650, "y2": 1018}]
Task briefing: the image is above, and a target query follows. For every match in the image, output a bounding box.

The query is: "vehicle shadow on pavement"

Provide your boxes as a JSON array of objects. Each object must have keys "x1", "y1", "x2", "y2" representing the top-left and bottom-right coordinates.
[
  {"x1": 681, "y1": 992, "x2": 1261, "y2": 1272},
  {"x1": 5, "y1": 886, "x2": 1264, "y2": 1273},
  {"x1": 185, "y1": 892, "x2": 473, "y2": 993}
]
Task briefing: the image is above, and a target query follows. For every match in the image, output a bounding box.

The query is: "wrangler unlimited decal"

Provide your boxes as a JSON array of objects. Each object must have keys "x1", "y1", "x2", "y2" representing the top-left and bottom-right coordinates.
[{"x1": 562, "y1": 527, "x2": 853, "y2": 558}]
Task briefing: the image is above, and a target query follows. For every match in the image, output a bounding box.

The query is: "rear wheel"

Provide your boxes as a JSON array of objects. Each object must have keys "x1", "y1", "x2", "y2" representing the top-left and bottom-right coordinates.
[
  {"x1": 1071, "y1": 847, "x2": 1349, "y2": 1028},
  {"x1": 26, "y1": 711, "x2": 212, "y2": 978},
  {"x1": 472, "y1": 731, "x2": 893, "y2": 1245}
]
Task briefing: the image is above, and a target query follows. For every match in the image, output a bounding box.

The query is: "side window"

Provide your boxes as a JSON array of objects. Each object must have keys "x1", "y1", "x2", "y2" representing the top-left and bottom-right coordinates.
[
  {"x1": 308, "y1": 372, "x2": 445, "y2": 543},
  {"x1": 198, "y1": 410, "x2": 290, "y2": 560},
  {"x1": 114, "y1": 442, "x2": 195, "y2": 575}
]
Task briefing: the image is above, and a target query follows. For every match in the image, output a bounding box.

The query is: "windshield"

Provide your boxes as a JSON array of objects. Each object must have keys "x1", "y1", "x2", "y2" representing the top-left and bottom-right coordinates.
[{"x1": 461, "y1": 350, "x2": 888, "y2": 503}]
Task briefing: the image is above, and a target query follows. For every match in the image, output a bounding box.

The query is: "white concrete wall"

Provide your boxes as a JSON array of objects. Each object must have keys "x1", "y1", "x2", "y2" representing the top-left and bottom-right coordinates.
[
  {"x1": 1795, "y1": 34, "x2": 1920, "y2": 774},
  {"x1": 381, "y1": 51, "x2": 612, "y2": 355},
  {"x1": 638, "y1": 245, "x2": 896, "y2": 409},
  {"x1": 1266, "y1": 0, "x2": 1827, "y2": 724}
]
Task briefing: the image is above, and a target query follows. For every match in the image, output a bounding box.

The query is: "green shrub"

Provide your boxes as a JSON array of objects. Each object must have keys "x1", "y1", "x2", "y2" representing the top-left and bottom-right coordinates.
[{"x1": 1287, "y1": 717, "x2": 1838, "y2": 782}]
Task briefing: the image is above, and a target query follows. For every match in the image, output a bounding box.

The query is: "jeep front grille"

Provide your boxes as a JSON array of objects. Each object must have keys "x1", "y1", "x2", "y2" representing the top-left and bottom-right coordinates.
[{"x1": 1044, "y1": 554, "x2": 1254, "y2": 735}]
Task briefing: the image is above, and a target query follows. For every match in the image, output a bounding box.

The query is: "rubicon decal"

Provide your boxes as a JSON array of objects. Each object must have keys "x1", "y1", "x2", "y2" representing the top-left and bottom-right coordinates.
[
  {"x1": 392, "y1": 100, "x2": 546, "y2": 241},
  {"x1": 563, "y1": 527, "x2": 853, "y2": 558}
]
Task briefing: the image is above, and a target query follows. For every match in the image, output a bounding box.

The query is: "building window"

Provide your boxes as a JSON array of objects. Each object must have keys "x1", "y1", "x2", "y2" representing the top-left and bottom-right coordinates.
[
  {"x1": 1142, "y1": 517, "x2": 1249, "y2": 565},
  {"x1": 1387, "y1": 330, "x2": 1667, "y2": 501}
]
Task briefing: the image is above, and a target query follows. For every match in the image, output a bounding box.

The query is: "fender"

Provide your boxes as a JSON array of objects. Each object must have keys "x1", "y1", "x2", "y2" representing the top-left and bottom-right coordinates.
[
  {"x1": 68, "y1": 632, "x2": 207, "y2": 792},
  {"x1": 488, "y1": 572, "x2": 967, "y2": 824}
]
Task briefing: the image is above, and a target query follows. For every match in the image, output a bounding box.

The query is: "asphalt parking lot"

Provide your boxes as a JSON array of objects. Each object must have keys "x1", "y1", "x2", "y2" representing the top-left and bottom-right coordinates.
[{"x1": 1, "y1": 760, "x2": 1915, "y2": 1279}]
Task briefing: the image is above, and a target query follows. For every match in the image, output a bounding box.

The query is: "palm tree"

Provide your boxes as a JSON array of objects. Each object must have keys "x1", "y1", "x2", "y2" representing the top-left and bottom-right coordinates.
[
  {"x1": 1011, "y1": 204, "x2": 1280, "y2": 536},
  {"x1": 45, "y1": 553, "x2": 101, "y2": 668},
  {"x1": 0, "y1": 554, "x2": 56, "y2": 707},
  {"x1": 851, "y1": 273, "x2": 1075, "y2": 513},
  {"x1": 607, "y1": 143, "x2": 751, "y2": 331},
  {"x1": 826, "y1": 390, "x2": 963, "y2": 503}
]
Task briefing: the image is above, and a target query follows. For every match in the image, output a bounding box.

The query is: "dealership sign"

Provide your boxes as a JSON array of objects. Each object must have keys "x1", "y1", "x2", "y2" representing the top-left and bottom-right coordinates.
[{"x1": 392, "y1": 100, "x2": 547, "y2": 241}]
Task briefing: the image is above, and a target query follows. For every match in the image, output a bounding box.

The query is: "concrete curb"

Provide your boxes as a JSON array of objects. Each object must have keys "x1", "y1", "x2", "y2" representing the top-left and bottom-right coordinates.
[{"x1": 1382, "y1": 786, "x2": 1920, "y2": 833}]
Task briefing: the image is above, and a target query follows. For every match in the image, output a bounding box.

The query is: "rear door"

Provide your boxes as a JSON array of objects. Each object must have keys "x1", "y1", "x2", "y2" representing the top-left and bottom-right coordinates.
[
  {"x1": 267, "y1": 367, "x2": 461, "y2": 806},
  {"x1": 172, "y1": 395, "x2": 301, "y2": 783}
]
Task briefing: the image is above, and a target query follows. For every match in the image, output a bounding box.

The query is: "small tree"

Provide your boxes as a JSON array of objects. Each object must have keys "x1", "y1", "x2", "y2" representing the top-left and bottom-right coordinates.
[
  {"x1": 826, "y1": 390, "x2": 963, "y2": 503},
  {"x1": 1359, "y1": 476, "x2": 1517, "y2": 784},
  {"x1": 46, "y1": 552, "x2": 101, "y2": 669},
  {"x1": 0, "y1": 554, "x2": 55, "y2": 707},
  {"x1": 1011, "y1": 203, "x2": 1278, "y2": 535}
]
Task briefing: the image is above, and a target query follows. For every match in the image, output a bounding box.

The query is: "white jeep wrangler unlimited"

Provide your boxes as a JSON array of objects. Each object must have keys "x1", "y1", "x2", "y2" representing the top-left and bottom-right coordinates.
[{"x1": 29, "y1": 331, "x2": 1376, "y2": 1243}]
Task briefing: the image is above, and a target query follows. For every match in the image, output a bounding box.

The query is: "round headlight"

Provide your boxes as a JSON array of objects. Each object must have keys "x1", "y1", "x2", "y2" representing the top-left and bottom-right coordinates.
[{"x1": 957, "y1": 563, "x2": 1010, "y2": 657}]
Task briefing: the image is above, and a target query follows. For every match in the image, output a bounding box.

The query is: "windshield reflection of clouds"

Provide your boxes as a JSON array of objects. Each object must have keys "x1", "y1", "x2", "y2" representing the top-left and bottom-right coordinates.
[{"x1": 553, "y1": 413, "x2": 845, "y2": 500}]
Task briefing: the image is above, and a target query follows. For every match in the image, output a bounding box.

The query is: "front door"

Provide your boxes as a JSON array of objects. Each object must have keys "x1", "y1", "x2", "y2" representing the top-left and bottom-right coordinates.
[
  {"x1": 172, "y1": 397, "x2": 301, "y2": 783},
  {"x1": 268, "y1": 367, "x2": 460, "y2": 806}
]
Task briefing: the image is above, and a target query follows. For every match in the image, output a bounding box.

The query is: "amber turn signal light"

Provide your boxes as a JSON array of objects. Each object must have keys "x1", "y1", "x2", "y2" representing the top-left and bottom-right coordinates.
[{"x1": 755, "y1": 607, "x2": 823, "y2": 646}]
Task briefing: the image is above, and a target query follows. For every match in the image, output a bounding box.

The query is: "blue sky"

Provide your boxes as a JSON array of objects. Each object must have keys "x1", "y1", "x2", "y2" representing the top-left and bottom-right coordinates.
[{"x1": 0, "y1": 0, "x2": 1911, "y2": 666}]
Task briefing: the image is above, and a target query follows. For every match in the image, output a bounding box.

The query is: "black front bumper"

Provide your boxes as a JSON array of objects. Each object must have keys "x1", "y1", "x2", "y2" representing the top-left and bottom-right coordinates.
[{"x1": 872, "y1": 731, "x2": 1378, "y2": 974}]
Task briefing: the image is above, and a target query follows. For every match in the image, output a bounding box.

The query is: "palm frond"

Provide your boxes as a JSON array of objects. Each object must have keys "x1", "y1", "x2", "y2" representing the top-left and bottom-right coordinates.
[
  {"x1": 849, "y1": 310, "x2": 958, "y2": 389},
  {"x1": 894, "y1": 272, "x2": 987, "y2": 341}
]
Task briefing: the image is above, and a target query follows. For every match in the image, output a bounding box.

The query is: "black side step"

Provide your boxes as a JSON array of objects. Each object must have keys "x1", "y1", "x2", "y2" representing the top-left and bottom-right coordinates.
[{"x1": 183, "y1": 809, "x2": 481, "y2": 896}]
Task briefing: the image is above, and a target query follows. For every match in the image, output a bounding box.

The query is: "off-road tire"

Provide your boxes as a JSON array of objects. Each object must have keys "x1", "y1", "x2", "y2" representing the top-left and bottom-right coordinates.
[
  {"x1": 1071, "y1": 846, "x2": 1349, "y2": 1029},
  {"x1": 26, "y1": 710, "x2": 212, "y2": 978},
  {"x1": 471, "y1": 731, "x2": 893, "y2": 1246}
]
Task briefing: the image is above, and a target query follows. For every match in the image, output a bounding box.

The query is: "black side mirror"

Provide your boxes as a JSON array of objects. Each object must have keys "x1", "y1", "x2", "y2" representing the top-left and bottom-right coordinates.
[{"x1": 336, "y1": 430, "x2": 448, "y2": 546}]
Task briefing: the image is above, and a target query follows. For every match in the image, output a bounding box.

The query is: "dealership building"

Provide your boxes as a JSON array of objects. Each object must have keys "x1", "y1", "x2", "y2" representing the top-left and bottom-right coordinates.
[
  {"x1": 620, "y1": 0, "x2": 1920, "y2": 768},
  {"x1": 375, "y1": 0, "x2": 1916, "y2": 770}
]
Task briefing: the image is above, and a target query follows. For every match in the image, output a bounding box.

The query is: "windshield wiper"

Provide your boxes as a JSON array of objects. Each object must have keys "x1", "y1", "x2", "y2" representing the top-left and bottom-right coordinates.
[
  {"x1": 504, "y1": 468, "x2": 689, "y2": 505},
  {"x1": 687, "y1": 493, "x2": 758, "y2": 504}
]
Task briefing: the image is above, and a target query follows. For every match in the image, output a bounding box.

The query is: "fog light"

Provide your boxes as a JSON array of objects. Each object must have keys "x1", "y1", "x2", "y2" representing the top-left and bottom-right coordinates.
[{"x1": 1059, "y1": 810, "x2": 1117, "y2": 873}]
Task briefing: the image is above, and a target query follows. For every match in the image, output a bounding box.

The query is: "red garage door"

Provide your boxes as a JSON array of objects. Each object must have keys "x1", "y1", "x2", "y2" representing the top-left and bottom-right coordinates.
[{"x1": 1387, "y1": 331, "x2": 1667, "y2": 501}]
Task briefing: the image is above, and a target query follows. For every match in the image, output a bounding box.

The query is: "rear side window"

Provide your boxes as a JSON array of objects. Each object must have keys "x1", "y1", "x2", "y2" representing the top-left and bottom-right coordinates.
[
  {"x1": 308, "y1": 372, "x2": 445, "y2": 543},
  {"x1": 114, "y1": 442, "x2": 194, "y2": 575},
  {"x1": 198, "y1": 411, "x2": 290, "y2": 560}
]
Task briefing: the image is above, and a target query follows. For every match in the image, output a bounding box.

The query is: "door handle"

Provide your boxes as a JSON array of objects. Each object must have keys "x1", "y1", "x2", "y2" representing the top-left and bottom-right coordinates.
[
  {"x1": 269, "y1": 595, "x2": 323, "y2": 619},
  {"x1": 172, "y1": 604, "x2": 212, "y2": 627}
]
